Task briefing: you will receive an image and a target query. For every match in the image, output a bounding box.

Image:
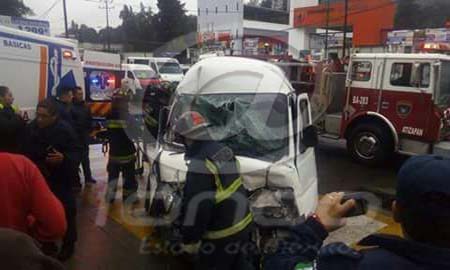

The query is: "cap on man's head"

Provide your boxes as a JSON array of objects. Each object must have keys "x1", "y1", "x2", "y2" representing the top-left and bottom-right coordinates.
[{"x1": 396, "y1": 155, "x2": 450, "y2": 217}]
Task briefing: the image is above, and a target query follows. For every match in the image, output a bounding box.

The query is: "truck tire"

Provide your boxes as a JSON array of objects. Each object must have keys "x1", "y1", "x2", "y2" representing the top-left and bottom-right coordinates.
[{"x1": 347, "y1": 123, "x2": 394, "y2": 166}]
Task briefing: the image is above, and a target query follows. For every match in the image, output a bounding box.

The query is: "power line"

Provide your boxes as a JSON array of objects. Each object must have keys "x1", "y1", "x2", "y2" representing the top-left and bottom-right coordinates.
[
  {"x1": 85, "y1": 0, "x2": 115, "y2": 51},
  {"x1": 39, "y1": 0, "x2": 62, "y2": 18}
]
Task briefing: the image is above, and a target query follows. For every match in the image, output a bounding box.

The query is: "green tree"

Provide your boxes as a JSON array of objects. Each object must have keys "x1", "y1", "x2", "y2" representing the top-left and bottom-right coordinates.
[
  {"x1": 395, "y1": 0, "x2": 450, "y2": 29},
  {"x1": 395, "y1": 0, "x2": 422, "y2": 29},
  {"x1": 154, "y1": 0, "x2": 191, "y2": 43},
  {"x1": 0, "y1": 0, "x2": 33, "y2": 17},
  {"x1": 120, "y1": 4, "x2": 159, "y2": 51},
  {"x1": 67, "y1": 20, "x2": 100, "y2": 43},
  {"x1": 78, "y1": 24, "x2": 100, "y2": 43}
]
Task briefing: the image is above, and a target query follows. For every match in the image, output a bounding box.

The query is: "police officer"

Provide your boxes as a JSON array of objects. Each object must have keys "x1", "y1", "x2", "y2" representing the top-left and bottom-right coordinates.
[
  {"x1": 173, "y1": 111, "x2": 254, "y2": 270},
  {"x1": 103, "y1": 93, "x2": 138, "y2": 203},
  {"x1": 264, "y1": 155, "x2": 450, "y2": 270},
  {"x1": 71, "y1": 86, "x2": 96, "y2": 184},
  {"x1": 0, "y1": 86, "x2": 24, "y2": 152},
  {"x1": 23, "y1": 99, "x2": 82, "y2": 261},
  {"x1": 53, "y1": 87, "x2": 75, "y2": 126},
  {"x1": 0, "y1": 85, "x2": 20, "y2": 116}
]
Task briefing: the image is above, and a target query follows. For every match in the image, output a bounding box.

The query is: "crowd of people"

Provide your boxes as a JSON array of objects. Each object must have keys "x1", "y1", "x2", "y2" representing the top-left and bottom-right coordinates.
[
  {"x1": 0, "y1": 85, "x2": 96, "y2": 262},
  {"x1": 0, "y1": 82, "x2": 450, "y2": 270}
]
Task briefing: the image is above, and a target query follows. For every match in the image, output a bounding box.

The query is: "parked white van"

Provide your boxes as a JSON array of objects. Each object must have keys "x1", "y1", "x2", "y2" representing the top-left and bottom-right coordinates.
[
  {"x1": 127, "y1": 57, "x2": 184, "y2": 83},
  {"x1": 148, "y1": 57, "x2": 319, "y2": 245},
  {"x1": 122, "y1": 63, "x2": 160, "y2": 93},
  {"x1": 0, "y1": 25, "x2": 84, "y2": 120}
]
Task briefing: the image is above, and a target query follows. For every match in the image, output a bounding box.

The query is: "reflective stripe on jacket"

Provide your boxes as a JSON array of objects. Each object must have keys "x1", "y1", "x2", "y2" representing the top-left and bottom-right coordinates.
[{"x1": 202, "y1": 157, "x2": 253, "y2": 240}]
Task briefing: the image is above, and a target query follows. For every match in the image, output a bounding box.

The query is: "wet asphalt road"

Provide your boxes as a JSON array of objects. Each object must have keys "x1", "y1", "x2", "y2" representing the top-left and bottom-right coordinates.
[{"x1": 315, "y1": 138, "x2": 409, "y2": 197}]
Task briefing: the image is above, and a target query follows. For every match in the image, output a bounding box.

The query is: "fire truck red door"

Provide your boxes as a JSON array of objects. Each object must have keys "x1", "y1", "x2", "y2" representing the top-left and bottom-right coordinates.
[{"x1": 379, "y1": 60, "x2": 433, "y2": 141}]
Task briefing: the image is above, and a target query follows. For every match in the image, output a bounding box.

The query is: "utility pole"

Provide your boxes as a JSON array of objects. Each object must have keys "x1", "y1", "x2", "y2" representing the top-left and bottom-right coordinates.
[
  {"x1": 342, "y1": 0, "x2": 349, "y2": 58},
  {"x1": 87, "y1": 0, "x2": 114, "y2": 51},
  {"x1": 105, "y1": 0, "x2": 111, "y2": 51},
  {"x1": 63, "y1": 0, "x2": 69, "y2": 38},
  {"x1": 99, "y1": 0, "x2": 114, "y2": 51},
  {"x1": 324, "y1": 0, "x2": 331, "y2": 59}
]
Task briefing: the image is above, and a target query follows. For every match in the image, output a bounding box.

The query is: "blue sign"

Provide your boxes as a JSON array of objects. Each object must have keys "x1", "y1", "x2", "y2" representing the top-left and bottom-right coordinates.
[{"x1": 0, "y1": 15, "x2": 50, "y2": 36}]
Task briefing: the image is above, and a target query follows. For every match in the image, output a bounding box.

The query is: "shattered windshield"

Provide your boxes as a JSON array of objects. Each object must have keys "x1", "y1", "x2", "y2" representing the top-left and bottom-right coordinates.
[{"x1": 167, "y1": 93, "x2": 289, "y2": 162}]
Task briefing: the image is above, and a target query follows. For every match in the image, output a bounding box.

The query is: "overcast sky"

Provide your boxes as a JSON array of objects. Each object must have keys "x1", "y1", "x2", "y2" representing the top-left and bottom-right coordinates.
[{"x1": 23, "y1": 0, "x2": 198, "y2": 36}]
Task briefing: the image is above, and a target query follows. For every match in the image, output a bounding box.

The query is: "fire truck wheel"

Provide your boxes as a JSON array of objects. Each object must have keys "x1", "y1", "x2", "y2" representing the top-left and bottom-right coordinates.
[{"x1": 347, "y1": 124, "x2": 394, "y2": 166}]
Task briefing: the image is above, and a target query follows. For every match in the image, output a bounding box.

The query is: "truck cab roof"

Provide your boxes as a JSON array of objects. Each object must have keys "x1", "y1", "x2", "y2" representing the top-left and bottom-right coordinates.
[{"x1": 177, "y1": 56, "x2": 294, "y2": 95}]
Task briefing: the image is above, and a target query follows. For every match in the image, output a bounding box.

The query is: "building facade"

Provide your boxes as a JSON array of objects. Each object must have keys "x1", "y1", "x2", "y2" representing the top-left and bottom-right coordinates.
[
  {"x1": 197, "y1": 0, "x2": 291, "y2": 58},
  {"x1": 291, "y1": 0, "x2": 397, "y2": 55},
  {"x1": 197, "y1": 0, "x2": 245, "y2": 53}
]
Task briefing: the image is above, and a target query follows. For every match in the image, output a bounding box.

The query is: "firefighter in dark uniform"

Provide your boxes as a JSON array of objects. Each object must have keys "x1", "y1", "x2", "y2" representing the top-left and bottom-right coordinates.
[
  {"x1": 23, "y1": 99, "x2": 82, "y2": 261},
  {"x1": 263, "y1": 155, "x2": 450, "y2": 270},
  {"x1": 143, "y1": 83, "x2": 171, "y2": 140},
  {"x1": 173, "y1": 111, "x2": 254, "y2": 270},
  {"x1": 103, "y1": 93, "x2": 138, "y2": 203},
  {"x1": 0, "y1": 86, "x2": 25, "y2": 152}
]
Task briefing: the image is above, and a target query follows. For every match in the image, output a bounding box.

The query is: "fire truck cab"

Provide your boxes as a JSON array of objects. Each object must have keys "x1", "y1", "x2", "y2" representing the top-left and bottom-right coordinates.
[{"x1": 318, "y1": 53, "x2": 450, "y2": 165}]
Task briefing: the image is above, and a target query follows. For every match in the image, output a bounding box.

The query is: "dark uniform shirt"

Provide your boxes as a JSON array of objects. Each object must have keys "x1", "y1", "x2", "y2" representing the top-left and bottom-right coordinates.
[
  {"x1": 71, "y1": 100, "x2": 92, "y2": 146},
  {"x1": 105, "y1": 111, "x2": 137, "y2": 163},
  {"x1": 23, "y1": 119, "x2": 82, "y2": 207},
  {"x1": 180, "y1": 140, "x2": 252, "y2": 244},
  {"x1": 264, "y1": 219, "x2": 450, "y2": 270},
  {"x1": 0, "y1": 104, "x2": 25, "y2": 152},
  {"x1": 53, "y1": 98, "x2": 74, "y2": 127}
]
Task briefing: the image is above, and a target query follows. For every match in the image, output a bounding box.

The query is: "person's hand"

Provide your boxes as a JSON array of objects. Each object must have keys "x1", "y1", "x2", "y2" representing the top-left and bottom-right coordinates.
[
  {"x1": 315, "y1": 192, "x2": 356, "y2": 232},
  {"x1": 46, "y1": 150, "x2": 64, "y2": 166}
]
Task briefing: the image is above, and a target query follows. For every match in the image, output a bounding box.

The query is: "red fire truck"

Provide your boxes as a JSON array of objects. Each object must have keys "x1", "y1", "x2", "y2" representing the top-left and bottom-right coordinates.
[{"x1": 316, "y1": 53, "x2": 450, "y2": 165}]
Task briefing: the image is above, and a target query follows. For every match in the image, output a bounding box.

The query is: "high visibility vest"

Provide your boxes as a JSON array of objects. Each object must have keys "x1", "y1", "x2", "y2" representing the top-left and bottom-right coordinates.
[
  {"x1": 106, "y1": 119, "x2": 127, "y2": 129},
  {"x1": 144, "y1": 114, "x2": 158, "y2": 128},
  {"x1": 0, "y1": 104, "x2": 18, "y2": 113},
  {"x1": 12, "y1": 104, "x2": 19, "y2": 113},
  {"x1": 202, "y1": 157, "x2": 253, "y2": 240}
]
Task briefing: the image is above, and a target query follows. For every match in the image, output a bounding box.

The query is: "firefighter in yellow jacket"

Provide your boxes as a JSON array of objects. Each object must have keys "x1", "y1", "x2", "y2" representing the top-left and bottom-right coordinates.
[
  {"x1": 104, "y1": 93, "x2": 138, "y2": 203},
  {"x1": 173, "y1": 111, "x2": 254, "y2": 270}
]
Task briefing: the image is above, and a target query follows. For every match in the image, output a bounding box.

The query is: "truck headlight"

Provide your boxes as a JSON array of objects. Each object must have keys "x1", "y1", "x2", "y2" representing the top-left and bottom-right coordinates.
[{"x1": 249, "y1": 188, "x2": 300, "y2": 227}]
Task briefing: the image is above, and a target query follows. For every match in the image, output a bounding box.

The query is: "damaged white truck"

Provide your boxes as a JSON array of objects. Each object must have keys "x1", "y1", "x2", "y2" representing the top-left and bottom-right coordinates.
[{"x1": 146, "y1": 57, "x2": 319, "y2": 251}]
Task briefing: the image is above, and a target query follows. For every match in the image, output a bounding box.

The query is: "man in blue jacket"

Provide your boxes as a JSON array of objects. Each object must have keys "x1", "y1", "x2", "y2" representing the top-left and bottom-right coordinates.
[{"x1": 264, "y1": 155, "x2": 450, "y2": 270}]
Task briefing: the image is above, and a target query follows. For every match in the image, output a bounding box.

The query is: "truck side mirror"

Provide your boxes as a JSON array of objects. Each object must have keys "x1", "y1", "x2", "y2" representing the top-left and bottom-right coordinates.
[{"x1": 302, "y1": 125, "x2": 318, "y2": 148}]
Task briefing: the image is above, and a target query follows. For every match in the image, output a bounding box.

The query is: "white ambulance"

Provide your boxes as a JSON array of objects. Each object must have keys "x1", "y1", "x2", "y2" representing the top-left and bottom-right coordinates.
[
  {"x1": 82, "y1": 50, "x2": 124, "y2": 120},
  {"x1": 0, "y1": 25, "x2": 84, "y2": 120},
  {"x1": 122, "y1": 63, "x2": 160, "y2": 94}
]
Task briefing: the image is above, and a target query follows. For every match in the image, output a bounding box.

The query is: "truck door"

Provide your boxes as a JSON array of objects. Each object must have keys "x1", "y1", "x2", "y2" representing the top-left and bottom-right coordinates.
[
  {"x1": 341, "y1": 58, "x2": 377, "y2": 131},
  {"x1": 380, "y1": 60, "x2": 433, "y2": 141},
  {"x1": 295, "y1": 93, "x2": 318, "y2": 214}
]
